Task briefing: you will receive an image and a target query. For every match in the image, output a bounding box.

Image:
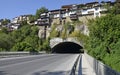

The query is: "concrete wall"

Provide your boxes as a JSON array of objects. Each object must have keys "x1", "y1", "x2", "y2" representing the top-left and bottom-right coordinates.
[
  {"x1": 52, "y1": 18, "x2": 61, "y2": 25},
  {"x1": 78, "y1": 13, "x2": 106, "y2": 24},
  {"x1": 78, "y1": 15, "x2": 94, "y2": 24},
  {"x1": 84, "y1": 53, "x2": 120, "y2": 75},
  {"x1": 51, "y1": 13, "x2": 106, "y2": 25}
]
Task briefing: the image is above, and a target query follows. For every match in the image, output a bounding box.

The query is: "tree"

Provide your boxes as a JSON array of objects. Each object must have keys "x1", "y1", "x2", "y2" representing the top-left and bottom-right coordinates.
[
  {"x1": 12, "y1": 42, "x2": 34, "y2": 52},
  {"x1": 30, "y1": 26, "x2": 39, "y2": 35},
  {"x1": 42, "y1": 39, "x2": 51, "y2": 53},
  {"x1": 29, "y1": 15, "x2": 36, "y2": 23},
  {"x1": 86, "y1": 14, "x2": 120, "y2": 71},
  {"x1": 10, "y1": 30, "x2": 23, "y2": 43},
  {"x1": 24, "y1": 36, "x2": 39, "y2": 50},
  {"x1": 0, "y1": 33, "x2": 14, "y2": 51},
  {"x1": 1, "y1": 27, "x2": 9, "y2": 34},
  {"x1": 50, "y1": 24, "x2": 60, "y2": 38},
  {"x1": 35, "y1": 7, "x2": 48, "y2": 19},
  {"x1": 107, "y1": 1, "x2": 120, "y2": 15},
  {"x1": 1, "y1": 19, "x2": 10, "y2": 25}
]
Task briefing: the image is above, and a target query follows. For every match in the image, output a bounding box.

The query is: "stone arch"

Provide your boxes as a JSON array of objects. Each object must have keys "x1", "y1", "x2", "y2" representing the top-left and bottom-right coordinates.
[{"x1": 51, "y1": 42, "x2": 83, "y2": 53}]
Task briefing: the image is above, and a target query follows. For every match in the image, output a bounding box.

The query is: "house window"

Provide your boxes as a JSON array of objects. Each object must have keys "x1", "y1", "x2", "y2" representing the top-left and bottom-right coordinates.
[
  {"x1": 95, "y1": 13, "x2": 99, "y2": 17},
  {"x1": 82, "y1": 9, "x2": 87, "y2": 12},
  {"x1": 95, "y1": 7, "x2": 98, "y2": 11}
]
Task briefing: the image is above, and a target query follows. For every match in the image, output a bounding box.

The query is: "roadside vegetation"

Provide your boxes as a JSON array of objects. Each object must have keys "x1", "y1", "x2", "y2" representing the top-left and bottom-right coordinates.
[
  {"x1": 0, "y1": 24, "x2": 50, "y2": 52},
  {"x1": 0, "y1": 7, "x2": 50, "y2": 52},
  {"x1": 50, "y1": 21, "x2": 87, "y2": 42},
  {"x1": 85, "y1": 1, "x2": 120, "y2": 71}
]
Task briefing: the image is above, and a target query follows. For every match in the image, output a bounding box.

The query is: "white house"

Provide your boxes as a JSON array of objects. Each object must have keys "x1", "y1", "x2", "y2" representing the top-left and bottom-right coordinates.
[
  {"x1": 11, "y1": 24, "x2": 20, "y2": 30},
  {"x1": 11, "y1": 17, "x2": 19, "y2": 24}
]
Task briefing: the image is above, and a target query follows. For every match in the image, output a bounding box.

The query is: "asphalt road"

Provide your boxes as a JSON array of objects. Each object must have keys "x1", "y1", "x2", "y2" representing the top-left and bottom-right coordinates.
[{"x1": 0, "y1": 54, "x2": 79, "y2": 75}]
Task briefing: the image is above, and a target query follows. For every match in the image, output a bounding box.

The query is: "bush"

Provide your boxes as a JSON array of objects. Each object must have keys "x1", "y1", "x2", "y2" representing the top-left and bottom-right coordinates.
[{"x1": 86, "y1": 14, "x2": 120, "y2": 72}]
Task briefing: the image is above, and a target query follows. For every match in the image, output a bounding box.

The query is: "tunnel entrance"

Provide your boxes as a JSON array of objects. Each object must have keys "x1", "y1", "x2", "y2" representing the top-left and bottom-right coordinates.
[{"x1": 51, "y1": 42, "x2": 83, "y2": 53}]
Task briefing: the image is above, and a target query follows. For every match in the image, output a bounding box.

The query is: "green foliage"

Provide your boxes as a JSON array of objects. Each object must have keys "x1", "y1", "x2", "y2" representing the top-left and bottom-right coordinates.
[
  {"x1": 103, "y1": 40, "x2": 120, "y2": 71},
  {"x1": 60, "y1": 22, "x2": 75, "y2": 39},
  {"x1": 111, "y1": 2, "x2": 120, "y2": 14},
  {"x1": 0, "y1": 22, "x2": 50, "y2": 52},
  {"x1": 20, "y1": 21, "x2": 28, "y2": 25},
  {"x1": 61, "y1": 29, "x2": 67, "y2": 39},
  {"x1": 12, "y1": 42, "x2": 34, "y2": 52},
  {"x1": 69, "y1": 30, "x2": 80, "y2": 37},
  {"x1": 64, "y1": 22, "x2": 74, "y2": 34},
  {"x1": 1, "y1": 19, "x2": 10, "y2": 25},
  {"x1": 35, "y1": 7, "x2": 48, "y2": 19},
  {"x1": 86, "y1": 14, "x2": 120, "y2": 72},
  {"x1": 69, "y1": 30, "x2": 88, "y2": 43},
  {"x1": 11, "y1": 25, "x2": 40, "y2": 52},
  {"x1": 2, "y1": 24, "x2": 51, "y2": 52},
  {"x1": 0, "y1": 27, "x2": 9, "y2": 34},
  {"x1": 50, "y1": 25, "x2": 59, "y2": 38},
  {"x1": 0, "y1": 33, "x2": 14, "y2": 51},
  {"x1": 10, "y1": 30, "x2": 23, "y2": 43},
  {"x1": 42, "y1": 39, "x2": 51, "y2": 53},
  {"x1": 105, "y1": 1, "x2": 120, "y2": 15},
  {"x1": 29, "y1": 15, "x2": 36, "y2": 22},
  {"x1": 50, "y1": 21, "x2": 86, "y2": 42}
]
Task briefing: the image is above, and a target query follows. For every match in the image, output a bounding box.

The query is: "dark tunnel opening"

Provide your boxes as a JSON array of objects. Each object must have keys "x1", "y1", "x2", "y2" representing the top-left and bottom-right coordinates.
[{"x1": 51, "y1": 42, "x2": 83, "y2": 53}]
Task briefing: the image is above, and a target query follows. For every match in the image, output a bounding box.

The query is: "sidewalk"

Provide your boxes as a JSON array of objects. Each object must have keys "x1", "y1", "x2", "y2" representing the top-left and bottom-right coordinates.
[
  {"x1": 77, "y1": 54, "x2": 96, "y2": 75},
  {"x1": 81, "y1": 54, "x2": 96, "y2": 75}
]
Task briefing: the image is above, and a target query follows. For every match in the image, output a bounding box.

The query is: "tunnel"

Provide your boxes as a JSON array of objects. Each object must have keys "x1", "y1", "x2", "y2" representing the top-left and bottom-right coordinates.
[{"x1": 51, "y1": 42, "x2": 83, "y2": 53}]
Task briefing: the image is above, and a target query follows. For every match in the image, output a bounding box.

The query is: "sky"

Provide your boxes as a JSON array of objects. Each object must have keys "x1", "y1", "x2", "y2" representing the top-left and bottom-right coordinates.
[{"x1": 0, "y1": 0, "x2": 114, "y2": 20}]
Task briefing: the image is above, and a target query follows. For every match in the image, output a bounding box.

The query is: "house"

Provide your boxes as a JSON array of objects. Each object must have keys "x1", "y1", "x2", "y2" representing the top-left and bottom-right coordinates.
[
  {"x1": 11, "y1": 23, "x2": 20, "y2": 30},
  {"x1": 11, "y1": 17, "x2": 19, "y2": 24},
  {"x1": 35, "y1": 12, "x2": 50, "y2": 26},
  {"x1": 85, "y1": 2, "x2": 99, "y2": 8},
  {"x1": 11, "y1": 14, "x2": 32, "y2": 24},
  {"x1": 37, "y1": 1, "x2": 115, "y2": 26},
  {"x1": 49, "y1": 9, "x2": 62, "y2": 25},
  {"x1": 61, "y1": 4, "x2": 78, "y2": 16},
  {"x1": 49, "y1": 9, "x2": 62, "y2": 19}
]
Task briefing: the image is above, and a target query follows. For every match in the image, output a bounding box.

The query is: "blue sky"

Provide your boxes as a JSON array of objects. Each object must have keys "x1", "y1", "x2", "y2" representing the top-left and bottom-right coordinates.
[{"x1": 0, "y1": 0, "x2": 114, "y2": 20}]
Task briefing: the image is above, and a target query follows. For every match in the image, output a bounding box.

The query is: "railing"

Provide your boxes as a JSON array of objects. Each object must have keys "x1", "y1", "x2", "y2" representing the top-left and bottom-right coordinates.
[
  {"x1": 69, "y1": 54, "x2": 81, "y2": 75},
  {"x1": 0, "y1": 51, "x2": 45, "y2": 58},
  {"x1": 84, "y1": 53, "x2": 120, "y2": 75}
]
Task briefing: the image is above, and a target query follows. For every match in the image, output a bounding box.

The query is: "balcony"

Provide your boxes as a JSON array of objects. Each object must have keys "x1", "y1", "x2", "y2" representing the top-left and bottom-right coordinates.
[
  {"x1": 40, "y1": 15, "x2": 49, "y2": 18},
  {"x1": 70, "y1": 14, "x2": 78, "y2": 20},
  {"x1": 36, "y1": 16, "x2": 50, "y2": 26},
  {"x1": 37, "y1": 21, "x2": 50, "y2": 26},
  {"x1": 77, "y1": 10, "x2": 82, "y2": 16},
  {"x1": 88, "y1": 11, "x2": 94, "y2": 15}
]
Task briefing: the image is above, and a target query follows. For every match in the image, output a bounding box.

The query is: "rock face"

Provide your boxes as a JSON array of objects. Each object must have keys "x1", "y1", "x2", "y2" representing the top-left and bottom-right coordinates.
[
  {"x1": 38, "y1": 23, "x2": 89, "y2": 39},
  {"x1": 75, "y1": 24, "x2": 89, "y2": 36},
  {"x1": 38, "y1": 26, "x2": 50, "y2": 39},
  {"x1": 38, "y1": 26, "x2": 45, "y2": 38}
]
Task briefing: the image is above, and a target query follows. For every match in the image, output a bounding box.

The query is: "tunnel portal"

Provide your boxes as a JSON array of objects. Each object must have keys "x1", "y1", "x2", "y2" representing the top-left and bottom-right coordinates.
[{"x1": 51, "y1": 42, "x2": 83, "y2": 53}]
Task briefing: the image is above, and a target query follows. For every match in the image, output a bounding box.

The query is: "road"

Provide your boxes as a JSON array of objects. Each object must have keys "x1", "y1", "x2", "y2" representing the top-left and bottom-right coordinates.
[{"x1": 0, "y1": 54, "x2": 79, "y2": 75}]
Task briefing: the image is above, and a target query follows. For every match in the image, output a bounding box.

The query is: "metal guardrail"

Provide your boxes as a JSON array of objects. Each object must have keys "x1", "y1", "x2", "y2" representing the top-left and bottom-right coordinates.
[{"x1": 69, "y1": 54, "x2": 81, "y2": 75}]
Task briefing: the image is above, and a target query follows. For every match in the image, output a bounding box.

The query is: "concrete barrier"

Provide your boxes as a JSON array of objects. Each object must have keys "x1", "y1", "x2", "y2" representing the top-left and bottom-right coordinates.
[
  {"x1": 0, "y1": 51, "x2": 45, "y2": 58},
  {"x1": 84, "y1": 53, "x2": 120, "y2": 75},
  {"x1": 69, "y1": 54, "x2": 81, "y2": 75}
]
